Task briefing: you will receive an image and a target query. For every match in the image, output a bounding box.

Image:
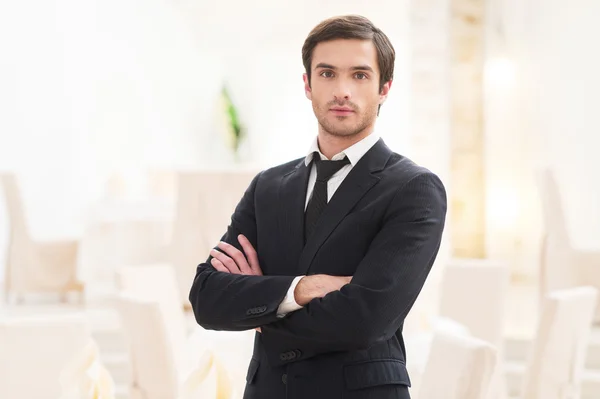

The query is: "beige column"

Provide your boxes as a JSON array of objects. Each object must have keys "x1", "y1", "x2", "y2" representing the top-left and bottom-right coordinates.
[
  {"x1": 409, "y1": 0, "x2": 452, "y2": 264},
  {"x1": 408, "y1": 1, "x2": 453, "y2": 331},
  {"x1": 449, "y1": 0, "x2": 486, "y2": 258},
  {"x1": 409, "y1": 0, "x2": 451, "y2": 179}
]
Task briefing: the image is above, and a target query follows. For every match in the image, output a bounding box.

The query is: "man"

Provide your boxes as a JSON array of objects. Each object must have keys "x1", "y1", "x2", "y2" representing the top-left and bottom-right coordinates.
[{"x1": 189, "y1": 15, "x2": 447, "y2": 399}]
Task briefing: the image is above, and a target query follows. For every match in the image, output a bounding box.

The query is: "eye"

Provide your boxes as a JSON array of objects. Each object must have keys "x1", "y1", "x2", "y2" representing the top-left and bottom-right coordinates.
[
  {"x1": 320, "y1": 70, "x2": 334, "y2": 78},
  {"x1": 355, "y1": 72, "x2": 368, "y2": 80}
]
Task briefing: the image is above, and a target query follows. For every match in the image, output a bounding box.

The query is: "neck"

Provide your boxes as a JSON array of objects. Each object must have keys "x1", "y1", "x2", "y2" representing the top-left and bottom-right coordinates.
[{"x1": 317, "y1": 125, "x2": 374, "y2": 159}]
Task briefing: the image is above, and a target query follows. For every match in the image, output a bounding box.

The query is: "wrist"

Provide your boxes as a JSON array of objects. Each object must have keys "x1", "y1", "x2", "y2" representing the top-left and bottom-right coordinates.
[{"x1": 294, "y1": 276, "x2": 316, "y2": 306}]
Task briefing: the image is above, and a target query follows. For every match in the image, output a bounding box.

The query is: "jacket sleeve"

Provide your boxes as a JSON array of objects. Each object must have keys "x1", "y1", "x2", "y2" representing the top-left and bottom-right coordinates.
[
  {"x1": 260, "y1": 172, "x2": 447, "y2": 366},
  {"x1": 188, "y1": 171, "x2": 296, "y2": 331}
]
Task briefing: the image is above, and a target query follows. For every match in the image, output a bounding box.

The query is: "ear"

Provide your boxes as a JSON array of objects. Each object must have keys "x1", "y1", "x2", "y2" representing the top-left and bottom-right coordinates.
[
  {"x1": 303, "y1": 73, "x2": 312, "y2": 101},
  {"x1": 379, "y1": 80, "x2": 392, "y2": 105}
]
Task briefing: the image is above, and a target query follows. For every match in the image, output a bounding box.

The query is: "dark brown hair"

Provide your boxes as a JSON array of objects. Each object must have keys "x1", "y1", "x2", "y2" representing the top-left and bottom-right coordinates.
[{"x1": 302, "y1": 15, "x2": 395, "y2": 92}]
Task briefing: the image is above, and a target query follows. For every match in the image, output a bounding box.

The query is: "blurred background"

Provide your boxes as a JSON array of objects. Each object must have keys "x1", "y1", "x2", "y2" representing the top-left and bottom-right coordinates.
[{"x1": 1, "y1": 0, "x2": 599, "y2": 398}]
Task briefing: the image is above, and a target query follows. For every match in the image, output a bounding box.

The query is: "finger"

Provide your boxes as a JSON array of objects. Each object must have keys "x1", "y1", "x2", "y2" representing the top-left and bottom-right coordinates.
[
  {"x1": 238, "y1": 235, "x2": 262, "y2": 276},
  {"x1": 210, "y1": 249, "x2": 241, "y2": 274},
  {"x1": 211, "y1": 258, "x2": 229, "y2": 273},
  {"x1": 217, "y1": 241, "x2": 252, "y2": 275},
  {"x1": 255, "y1": 327, "x2": 262, "y2": 333}
]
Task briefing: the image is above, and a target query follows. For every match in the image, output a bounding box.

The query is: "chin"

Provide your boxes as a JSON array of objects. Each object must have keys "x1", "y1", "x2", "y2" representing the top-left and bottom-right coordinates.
[
  {"x1": 324, "y1": 127, "x2": 364, "y2": 138},
  {"x1": 318, "y1": 114, "x2": 370, "y2": 138}
]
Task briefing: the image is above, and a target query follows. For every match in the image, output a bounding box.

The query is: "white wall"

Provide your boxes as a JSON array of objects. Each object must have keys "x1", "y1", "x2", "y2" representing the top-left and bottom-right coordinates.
[
  {"x1": 527, "y1": 0, "x2": 600, "y2": 248},
  {"x1": 0, "y1": 0, "x2": 212, "y2": 237},
  {"x1": 484, "y1": 0, "x2": 600, "y2": 277},
  {"x1": 0, "y1": 0, "x2": 411, "y2": 234},
  {"x1": 0, "y1": 0, "x2": 411, "y2": 280},
  {"x1": 3, "y1": 0, "x2": 598, "y2": 284}
]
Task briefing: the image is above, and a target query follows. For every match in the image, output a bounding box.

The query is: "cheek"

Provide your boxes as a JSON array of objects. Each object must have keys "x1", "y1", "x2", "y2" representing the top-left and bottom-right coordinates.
[
  {"x1": 364, "y1": 84, "x2": 381, "y2": 98},
  {"x1": 364, "y1": 89, "x2": 383, "y2": 108},
  {"x1": 310, "y1": 90, "x2": 329, "y2": 108}
]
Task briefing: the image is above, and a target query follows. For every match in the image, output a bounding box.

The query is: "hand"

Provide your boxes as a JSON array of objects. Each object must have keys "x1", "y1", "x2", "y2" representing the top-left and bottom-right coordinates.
[
  {"x1": 255, "y1": 327, "x2": 262, "y2": 333},
  {"x1": 209, "y1": 234, "x2": 263, "y2": 276},
  {"x1": 294, "y1": 274, "x2": 352, "y2": 306}
]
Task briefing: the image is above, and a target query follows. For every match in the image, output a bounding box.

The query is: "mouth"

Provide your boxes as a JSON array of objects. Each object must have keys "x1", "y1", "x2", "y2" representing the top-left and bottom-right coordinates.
[{"x1": 329, "y1": 107, "x2": 355, "y2": 116}]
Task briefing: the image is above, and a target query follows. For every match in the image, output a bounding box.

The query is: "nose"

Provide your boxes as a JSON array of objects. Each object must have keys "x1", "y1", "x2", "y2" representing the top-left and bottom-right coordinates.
[{"x1": 332, "y1": 81, "x2": 352, "y2": 102}]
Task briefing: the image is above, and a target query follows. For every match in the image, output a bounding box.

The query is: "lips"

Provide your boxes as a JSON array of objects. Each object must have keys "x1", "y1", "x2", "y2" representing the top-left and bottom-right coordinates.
[{"x1": 329, "y1": 107, "x2": 354, "y2": 115}]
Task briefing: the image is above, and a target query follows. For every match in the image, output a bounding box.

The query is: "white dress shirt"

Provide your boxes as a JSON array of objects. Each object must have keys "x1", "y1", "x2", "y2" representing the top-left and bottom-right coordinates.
[{"x1": 276, "y1": 132, "x2": 381, "y2": 317}]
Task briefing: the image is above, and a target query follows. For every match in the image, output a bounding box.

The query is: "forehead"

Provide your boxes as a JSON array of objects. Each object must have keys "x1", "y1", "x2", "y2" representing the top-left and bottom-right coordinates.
[{"x1": 311, "y1": 39, "x2": 378, "y2": 72}]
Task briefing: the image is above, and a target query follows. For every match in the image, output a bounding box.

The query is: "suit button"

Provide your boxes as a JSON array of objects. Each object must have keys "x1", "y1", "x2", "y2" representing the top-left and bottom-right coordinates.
[
  {"x1": 294, "y1": 349, "x2": 302, "y2": 358},
  {"x1": 288, "y1": 351, "x2": 296, "y2": 359},
  {"x1": 280, "y1": 353, "x2": 288, "y2": 361},
  {"x1": 282, "y1": 374, "x2": 287, "y2": 384}
]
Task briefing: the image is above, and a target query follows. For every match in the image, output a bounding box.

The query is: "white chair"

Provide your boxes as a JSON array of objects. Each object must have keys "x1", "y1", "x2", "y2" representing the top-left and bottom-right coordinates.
[
  {"x1": 418, "y1": 331, "x2": 498, "y2": 399},
  {"x1": 0, "y1": 313, "x2": 91, "y2": 399},
  {"x1": 520, "y1": 286, "x2": 598, "y2": 399},
  {"x1": 438, "y1": 259, "x2": 510, "y2": 398},
  {"x1": 116, "y1": 294, "x2": 233, "y2": 399},
  {"x1": 115, "y1": 264, "x2": 188, "y2": 368},
  {"x1": 439, "y1": 258, "x2": 510, "y2": 348},
  {"x1": 1, "y1": 173, "x2": 84, "y2": 302},
  {"x1": 116, "y1": 294, "x2": 181, "y2": 399},
  {"x1": 405, "y1": 317, "x2": 471, "y2": 399},
  {"x1": 167, "y1": 170, "x2": 257, "y2": 307},
  {"x1": 115, "y1": 263, "x2": 252, "y2": 393},
  {"x1": 536, "y1": 168, "x2": 600, "y2": 321}
]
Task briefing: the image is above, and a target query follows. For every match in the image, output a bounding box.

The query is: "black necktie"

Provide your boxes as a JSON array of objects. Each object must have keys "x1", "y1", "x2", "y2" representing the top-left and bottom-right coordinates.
[{"x1": 304, "y1": 152, "x2": 350, "y2": 242}]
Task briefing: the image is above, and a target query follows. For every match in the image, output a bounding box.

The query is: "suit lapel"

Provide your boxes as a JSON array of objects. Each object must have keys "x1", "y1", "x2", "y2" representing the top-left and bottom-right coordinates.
[
  {"x1": 278, "y1": 159, "x2": 311, "y2": 274},
  {"x1": 296, "y1": 139, "x2": 392, "y2": 276}
]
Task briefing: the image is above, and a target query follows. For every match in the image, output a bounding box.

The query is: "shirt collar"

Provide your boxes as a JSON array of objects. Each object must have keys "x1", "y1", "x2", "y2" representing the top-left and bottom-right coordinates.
[{"x1": 304, "y1": 132, "x2": 380, "y2": 167}]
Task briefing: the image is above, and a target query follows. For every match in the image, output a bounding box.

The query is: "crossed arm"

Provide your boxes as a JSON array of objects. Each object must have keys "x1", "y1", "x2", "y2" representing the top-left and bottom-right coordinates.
[
  {"x1": 209, "y1": 236, "x2": 352, "y2": 332},
  {"x1": 189, "y1": 172, "x2": 447, "y2": 366},
  {"x1": 188, "y1": 172, "x2": 349, "y2": 331}
]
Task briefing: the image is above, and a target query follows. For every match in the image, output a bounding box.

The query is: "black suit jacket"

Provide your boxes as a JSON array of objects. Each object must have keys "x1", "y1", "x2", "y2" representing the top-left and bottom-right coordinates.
[{"x1": 189, "y1": 138, "x2": 447, "y2": 399}]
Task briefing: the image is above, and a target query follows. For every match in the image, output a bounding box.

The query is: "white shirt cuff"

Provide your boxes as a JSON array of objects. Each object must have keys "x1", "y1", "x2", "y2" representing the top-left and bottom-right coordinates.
[{"x1": 276, "y1": 276, "x2": 305, "y2": 317}]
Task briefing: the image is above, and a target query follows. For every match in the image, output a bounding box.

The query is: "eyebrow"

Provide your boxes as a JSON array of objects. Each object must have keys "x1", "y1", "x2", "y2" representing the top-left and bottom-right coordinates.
[{"x1": 314, "y1": 63, "x2": 374, "y2": 72}]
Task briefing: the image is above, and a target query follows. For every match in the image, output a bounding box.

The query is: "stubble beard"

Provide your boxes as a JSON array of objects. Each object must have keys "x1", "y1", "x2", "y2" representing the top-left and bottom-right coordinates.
[{"x1": 314, "y1": 102, "x2": 378, "y2": 139}]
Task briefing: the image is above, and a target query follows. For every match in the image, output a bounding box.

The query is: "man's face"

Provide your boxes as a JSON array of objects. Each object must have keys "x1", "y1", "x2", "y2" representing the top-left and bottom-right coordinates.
[{"x1": 304, "y1": 39, "x2": 391, "y2": 138}]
